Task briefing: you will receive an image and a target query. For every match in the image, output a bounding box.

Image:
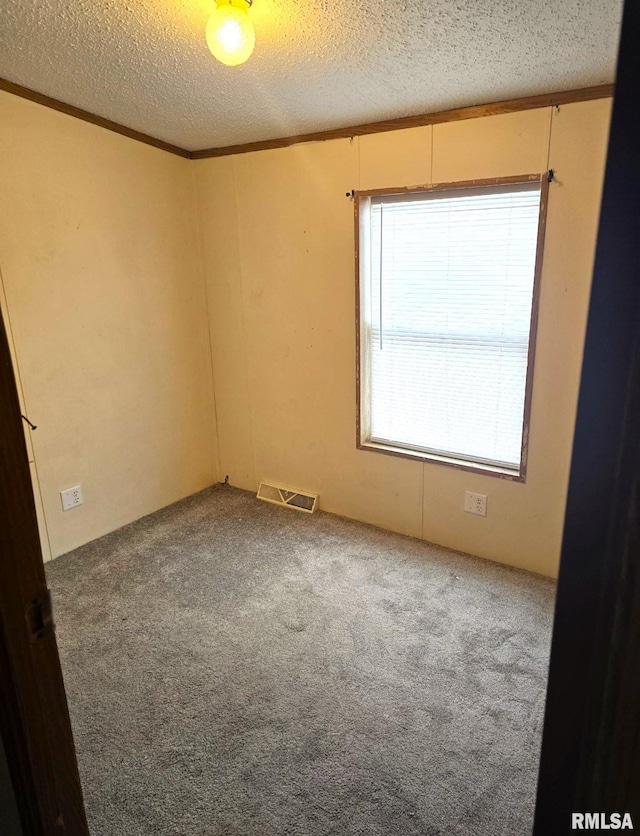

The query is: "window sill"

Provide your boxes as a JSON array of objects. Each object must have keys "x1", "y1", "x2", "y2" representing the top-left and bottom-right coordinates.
[{"x1": 357, "y1": 439, "x2": 526, "y2": 482}]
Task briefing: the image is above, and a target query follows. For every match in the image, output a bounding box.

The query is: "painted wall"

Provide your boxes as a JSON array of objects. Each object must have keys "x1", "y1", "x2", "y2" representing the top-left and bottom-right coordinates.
[
  {"x1": 0, "y1": 91, "x2": 218, "y2": 558},
  {"x1": 0, "y1": 90, "x2": 611, "y2": 575},
  {"x1": 195, "y1": 99, "x2": 612, "y2": 578}
]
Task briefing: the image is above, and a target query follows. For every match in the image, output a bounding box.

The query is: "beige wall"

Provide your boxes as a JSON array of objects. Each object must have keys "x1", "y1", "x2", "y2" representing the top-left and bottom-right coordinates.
[
  {"x1": 195, "y1": 99, "x2": 612, "y2": 578},
  {"x1": 0, "y1": 90, "x2": 611, "y2": 575},
  {"x1": 0, "y1": 91, "x2": 219, "y2": 559}
]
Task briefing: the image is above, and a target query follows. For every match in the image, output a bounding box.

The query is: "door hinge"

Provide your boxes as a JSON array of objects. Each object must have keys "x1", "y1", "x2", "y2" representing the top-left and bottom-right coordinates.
[{"x1": 28, "y1": 590, "x2": 55, "y2": 641}]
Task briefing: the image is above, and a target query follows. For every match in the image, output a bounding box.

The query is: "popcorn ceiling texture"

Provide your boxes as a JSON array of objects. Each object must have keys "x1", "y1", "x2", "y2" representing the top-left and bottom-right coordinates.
[{"x1": 0, "y1": 0, "x2": 622, "y2": 151}]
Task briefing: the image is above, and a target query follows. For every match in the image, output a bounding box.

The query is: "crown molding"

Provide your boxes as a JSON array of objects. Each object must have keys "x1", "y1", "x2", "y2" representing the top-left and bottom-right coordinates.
[
  {"x1": 0, "y1": 78, "x2": 614, "y2": 161},
  {"x1": 191, "y1": 84, "x2": 615, "y2": 160},
  {"x1": 0, "y1": 78, "x2": 191, "y2": 158}
]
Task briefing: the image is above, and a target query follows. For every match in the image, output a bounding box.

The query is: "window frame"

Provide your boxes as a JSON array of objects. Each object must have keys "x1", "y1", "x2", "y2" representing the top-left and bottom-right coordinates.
[{"x1": 355, "y1": 173, "x2": 550, "y2": 483}]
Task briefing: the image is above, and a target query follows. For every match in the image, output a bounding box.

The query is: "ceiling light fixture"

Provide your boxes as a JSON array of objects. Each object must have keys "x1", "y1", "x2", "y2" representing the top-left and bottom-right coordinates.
[{"x1": 206, "y1": 0, "x2": 255, "y2": 67}]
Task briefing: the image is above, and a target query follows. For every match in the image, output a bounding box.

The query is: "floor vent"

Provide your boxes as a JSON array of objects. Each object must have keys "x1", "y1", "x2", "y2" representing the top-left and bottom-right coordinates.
[{"x1": 257, "y1": 481, "x2": 318, "y2": 514}]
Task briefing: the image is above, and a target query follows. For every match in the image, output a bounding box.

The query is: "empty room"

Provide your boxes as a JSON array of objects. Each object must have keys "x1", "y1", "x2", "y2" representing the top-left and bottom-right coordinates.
[{"x1": 0, "y1": 1, "x2": 634, "y2": 834}]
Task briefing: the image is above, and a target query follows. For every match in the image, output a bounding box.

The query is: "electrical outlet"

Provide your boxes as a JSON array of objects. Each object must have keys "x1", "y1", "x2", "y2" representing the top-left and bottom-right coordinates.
[
  {"x1": 464, "y1": 491, "x2": 487, "y2": 517},
  {"x1": 61, "y1": 485, "x2": 83, "y2": 512}
]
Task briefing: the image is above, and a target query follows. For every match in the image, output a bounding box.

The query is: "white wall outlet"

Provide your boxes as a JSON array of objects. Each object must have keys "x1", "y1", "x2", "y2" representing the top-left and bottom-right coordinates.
[
  {"x1": 464, "y1": 491, "x2": 487, "y2": 517},
  {"x1": 61, "y1": 485, "x2": 83, "y2": 512}
]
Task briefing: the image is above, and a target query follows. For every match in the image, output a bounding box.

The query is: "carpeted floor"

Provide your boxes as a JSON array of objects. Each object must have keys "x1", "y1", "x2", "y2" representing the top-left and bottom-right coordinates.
[{"x1": 46, "y1": 485, "x2": 555, "y2": 836}]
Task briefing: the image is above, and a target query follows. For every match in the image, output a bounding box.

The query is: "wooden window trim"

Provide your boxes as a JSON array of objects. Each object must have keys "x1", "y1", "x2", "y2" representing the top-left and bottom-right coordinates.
[{"x1": 354, "y1": 173, "x2": 550, "y2": 483}]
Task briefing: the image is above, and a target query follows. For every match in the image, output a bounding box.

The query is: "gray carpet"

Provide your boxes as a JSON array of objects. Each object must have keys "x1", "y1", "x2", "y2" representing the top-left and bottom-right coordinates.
[{"x1": 46, "y1": 485, "x2": 555, "y2": 836}]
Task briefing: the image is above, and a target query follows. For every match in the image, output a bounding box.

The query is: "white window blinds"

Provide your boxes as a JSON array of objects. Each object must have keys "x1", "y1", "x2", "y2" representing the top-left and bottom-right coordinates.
[{"x1": 359, "y1": 181, "x2": 542, "y2": 472}]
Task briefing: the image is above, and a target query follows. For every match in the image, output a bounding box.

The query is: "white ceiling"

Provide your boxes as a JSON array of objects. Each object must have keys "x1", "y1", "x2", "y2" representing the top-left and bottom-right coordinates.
[{"x1": 0, "y1": 0, "x2": 623, "y2": 152}]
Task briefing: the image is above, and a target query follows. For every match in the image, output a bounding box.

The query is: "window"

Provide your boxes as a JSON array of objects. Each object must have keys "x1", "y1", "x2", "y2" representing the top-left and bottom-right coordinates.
[{"x1": 357, "y1": 176, "x2": 547, "y2": 480}]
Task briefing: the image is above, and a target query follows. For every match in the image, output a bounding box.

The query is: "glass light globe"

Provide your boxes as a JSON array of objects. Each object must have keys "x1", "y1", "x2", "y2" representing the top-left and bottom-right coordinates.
[{"x1": 206, "y1": 0, "x2": 255, "y2": 67}]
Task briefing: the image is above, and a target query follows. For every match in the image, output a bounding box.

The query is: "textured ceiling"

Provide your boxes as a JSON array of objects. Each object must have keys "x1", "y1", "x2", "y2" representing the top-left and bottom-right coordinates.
[{"x1": 0, "y1": 0, "x2": 623, "y2": 151}]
